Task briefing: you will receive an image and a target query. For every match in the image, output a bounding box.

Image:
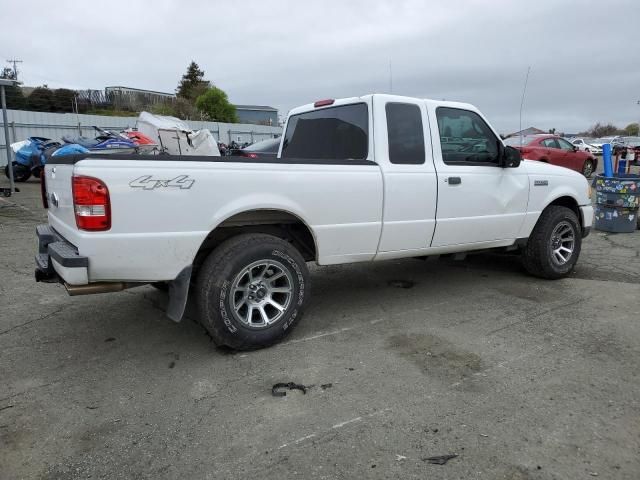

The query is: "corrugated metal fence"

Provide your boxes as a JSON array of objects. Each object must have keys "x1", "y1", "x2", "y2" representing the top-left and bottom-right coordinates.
[{"x1": 0, "y1": 109, "x2": 282, "y2": 165}]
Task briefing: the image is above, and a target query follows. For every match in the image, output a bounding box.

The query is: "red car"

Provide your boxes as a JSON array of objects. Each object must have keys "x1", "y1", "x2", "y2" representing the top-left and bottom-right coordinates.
[{"x1": 504, "y1": 135, "x2": 598, "y2": 177}]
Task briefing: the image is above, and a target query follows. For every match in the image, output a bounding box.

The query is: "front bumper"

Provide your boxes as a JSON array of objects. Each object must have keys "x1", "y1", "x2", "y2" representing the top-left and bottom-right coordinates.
[
  {"x1": 35, "y1": 224, "x2": 89, "y2": 285},
  {"x1": 580, "y1": 205, "x2": 594, "y2": 238}
]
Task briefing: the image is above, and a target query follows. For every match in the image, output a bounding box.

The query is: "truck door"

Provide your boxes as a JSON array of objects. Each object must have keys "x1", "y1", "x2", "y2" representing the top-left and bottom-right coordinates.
[
  {"x1": 429, "y1": 106, "x2": 529, "y2": 247},
  {"x1": 374, "y1": 97, "x2": 438, "y2": 253}
]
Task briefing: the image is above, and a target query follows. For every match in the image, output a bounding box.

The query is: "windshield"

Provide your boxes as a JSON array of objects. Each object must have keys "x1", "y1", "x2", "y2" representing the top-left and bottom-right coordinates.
[{"x1": 504, "y1": 135, "x2": 538, "y2": 146}]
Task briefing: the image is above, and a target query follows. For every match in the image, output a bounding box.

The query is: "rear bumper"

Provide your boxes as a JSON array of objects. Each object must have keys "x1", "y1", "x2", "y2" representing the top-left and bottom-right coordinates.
[{"x1": 35, "y1": 224, "x2": 89, "y2": 285}]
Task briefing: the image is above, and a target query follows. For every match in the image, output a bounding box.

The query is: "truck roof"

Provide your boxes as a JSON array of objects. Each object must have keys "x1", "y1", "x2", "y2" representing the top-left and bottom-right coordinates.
[{"x1": 288, "y1": 94, "x2": 479, "y2": 117}]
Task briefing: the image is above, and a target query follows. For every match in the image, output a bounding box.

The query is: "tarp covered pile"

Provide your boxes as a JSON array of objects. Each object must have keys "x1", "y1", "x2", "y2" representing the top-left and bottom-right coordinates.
[{"x1": 136, "y1": 112, "x2": 220, "y2": 156}]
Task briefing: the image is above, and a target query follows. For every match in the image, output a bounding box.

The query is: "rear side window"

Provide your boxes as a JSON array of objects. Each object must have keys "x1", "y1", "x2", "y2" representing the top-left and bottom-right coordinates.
[
  {"x1": 281, "y1": 103, "x2": 368, "y2": 160},
  {"x1": 386, "y1": 103, "x2": 425, "y2": 164}
]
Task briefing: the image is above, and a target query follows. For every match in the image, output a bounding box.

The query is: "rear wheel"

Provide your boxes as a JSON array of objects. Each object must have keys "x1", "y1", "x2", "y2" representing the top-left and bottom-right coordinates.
[
  {"x1": 521, "y1": 206, "x2": 582, "y2": 279},
  {"x1": 196, "y1": 233, "x2": 309, "y2": 350},
  {"x1": 581, "y1": 159, "x2": 595, "y2": 178},
  {"x1": 4, "y1": 162, "x2": 31, "y2": 182}
]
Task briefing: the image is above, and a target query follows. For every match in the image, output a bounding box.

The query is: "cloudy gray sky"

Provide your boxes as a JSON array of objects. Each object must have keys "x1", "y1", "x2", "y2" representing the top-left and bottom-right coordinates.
[{"x1": 1, "y1": 0, "x2": 638, "y2": 133}]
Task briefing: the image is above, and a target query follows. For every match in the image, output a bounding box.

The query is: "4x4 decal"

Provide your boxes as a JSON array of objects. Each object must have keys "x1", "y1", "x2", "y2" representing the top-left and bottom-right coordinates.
[{"x1": 129, "y1": 175, "x2": 195, "y2": 190}]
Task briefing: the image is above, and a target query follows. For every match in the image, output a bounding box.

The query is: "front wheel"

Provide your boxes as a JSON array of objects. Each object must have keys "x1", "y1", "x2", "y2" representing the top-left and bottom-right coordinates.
[
  {"x1": 196, "y1": 233, "x2": 310, "y2": 350},
  {"x1": 581, "y1": 159, "x2": 595, "y2": 178},
  {"x1": 521, "y1": 206, "x2": 582, "y2": 279}
]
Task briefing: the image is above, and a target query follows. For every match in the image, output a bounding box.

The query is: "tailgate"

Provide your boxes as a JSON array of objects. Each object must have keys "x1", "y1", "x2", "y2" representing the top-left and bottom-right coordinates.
[{"x1": 43, "y1": 164, "x2": 77, "y2": 230}]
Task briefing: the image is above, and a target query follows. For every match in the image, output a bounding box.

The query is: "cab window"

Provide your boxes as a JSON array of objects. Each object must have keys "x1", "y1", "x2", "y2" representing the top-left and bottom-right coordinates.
[
  {"x1": 386, "y1": 103, "x2": 425, "y2": 164},
  {"x1": 281, "y1": 103, "x2": 368, "y2": 161},
  {"x1": 436, "y1": 107, "x2": 499, "y2": 165}
]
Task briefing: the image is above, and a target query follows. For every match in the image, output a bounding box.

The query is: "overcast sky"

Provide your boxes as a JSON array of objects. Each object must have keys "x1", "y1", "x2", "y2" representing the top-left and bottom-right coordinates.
[{"x1": 1, "y1": 0, "x2": 639, "y2": 133}]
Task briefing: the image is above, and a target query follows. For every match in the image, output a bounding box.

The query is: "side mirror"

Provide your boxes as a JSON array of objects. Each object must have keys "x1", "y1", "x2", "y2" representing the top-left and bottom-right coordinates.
[
  {"x1": 503, "y1": 146, "x2": 522, "y2": 168},
  {"x1": 573, "y1": 145, "x2": 578, "y2": 152}
]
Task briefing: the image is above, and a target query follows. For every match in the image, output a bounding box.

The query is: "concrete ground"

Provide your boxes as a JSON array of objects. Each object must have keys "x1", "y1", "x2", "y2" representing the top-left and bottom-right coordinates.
[{"x1": 1, "y1": 181, "x2": 639, "y2": 480}]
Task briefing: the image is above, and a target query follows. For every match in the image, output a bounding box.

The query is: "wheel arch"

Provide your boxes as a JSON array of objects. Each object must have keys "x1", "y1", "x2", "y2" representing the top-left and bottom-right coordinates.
[
  {"x1": 545, "y1": 195, "x2": 583, "y2": 230},
  {"x1": 192, "y1": 209, "x2": 318, "y2": 272},
  {"x1": 518, "y1": 193, "x2": 585, "y2": 241}
]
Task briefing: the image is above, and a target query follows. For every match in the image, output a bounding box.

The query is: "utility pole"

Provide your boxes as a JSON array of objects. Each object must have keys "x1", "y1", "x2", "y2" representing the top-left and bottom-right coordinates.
[
  {"x1": 6, "y1": 59, "x2": 22, "y2": 81},
  {"x1": 1, "y1": 79, "x2": 17, "y2": 194}
]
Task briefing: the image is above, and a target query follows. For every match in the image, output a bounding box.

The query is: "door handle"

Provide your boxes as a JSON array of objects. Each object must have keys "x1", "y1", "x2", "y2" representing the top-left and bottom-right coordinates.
[{"x1": 446, "y1": 176, "x2": 462, "y2": 185}]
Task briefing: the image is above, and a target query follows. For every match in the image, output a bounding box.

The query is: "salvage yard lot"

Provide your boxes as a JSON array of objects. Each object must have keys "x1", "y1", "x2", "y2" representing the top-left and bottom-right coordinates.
[{"x1": 1, "y1": 182, "x2": 639, "y2": 479}]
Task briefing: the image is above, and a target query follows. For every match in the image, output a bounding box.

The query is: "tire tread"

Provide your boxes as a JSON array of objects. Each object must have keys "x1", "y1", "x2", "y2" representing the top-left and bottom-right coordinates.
[
  {"x1": 196, "y1": 233, "x2": 308, "y2": 350},
  {"x1": 521, "y1": 206, "x2": 581, "y2": 279}
]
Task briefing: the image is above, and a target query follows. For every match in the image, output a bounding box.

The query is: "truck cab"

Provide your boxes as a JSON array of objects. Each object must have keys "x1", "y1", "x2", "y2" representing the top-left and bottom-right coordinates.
[{"x1": 280, "y1": 95, "x2": 590, "y2": 257}]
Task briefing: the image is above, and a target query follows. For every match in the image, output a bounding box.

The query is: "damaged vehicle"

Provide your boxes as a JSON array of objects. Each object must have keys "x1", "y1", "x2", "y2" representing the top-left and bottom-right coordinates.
[{"x1": 35, "y1": 94, "x2": 593, "y2": 349}]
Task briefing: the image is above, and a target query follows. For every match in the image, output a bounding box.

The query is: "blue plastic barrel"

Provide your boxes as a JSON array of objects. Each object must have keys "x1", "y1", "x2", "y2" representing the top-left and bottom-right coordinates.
[{"x1": 602, "y1": 143, "x2": 613, "y2": 177}]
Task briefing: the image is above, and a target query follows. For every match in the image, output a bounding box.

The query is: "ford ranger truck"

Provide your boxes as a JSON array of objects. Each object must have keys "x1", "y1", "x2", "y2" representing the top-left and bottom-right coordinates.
[{"x1": 35, "y1": 94, "x2": 593, "y2": 350}]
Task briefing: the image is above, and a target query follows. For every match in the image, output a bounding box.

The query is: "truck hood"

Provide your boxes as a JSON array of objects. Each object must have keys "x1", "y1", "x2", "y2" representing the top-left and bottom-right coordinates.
[{"x1": 521, "y1": 159, "x2": 591, "y2": 206}]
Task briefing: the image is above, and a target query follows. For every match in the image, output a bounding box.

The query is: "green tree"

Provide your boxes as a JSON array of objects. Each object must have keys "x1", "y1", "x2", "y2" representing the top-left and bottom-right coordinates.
[
  {"x1": 176, "y1": 61, "x2": 210, "y2": 100},
  {"x1": 52, "y1": 88, "x2": 76, "y2": 112},
  {"x1": 0, "y1": 67, "x2": 26, "y2": 109},
  {"x1": 26, "y1": 86, "x2": 55, "y2": 111},
  {"x1": 588, "y1": 123, "x2": 619, "y2": 137},
  {"x1": 195, "y1": 86, "x2": 238, "y2": 122},
  {"x1": 1, "y1": 67, "x2": 16, "y2": 80},
  {"x1": 623, "y1": 122, "x2": 639, "y2": 136}
]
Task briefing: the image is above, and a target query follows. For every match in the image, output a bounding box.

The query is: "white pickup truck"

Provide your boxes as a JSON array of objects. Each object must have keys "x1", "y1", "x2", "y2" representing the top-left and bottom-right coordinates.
[{"x1": 36, "y1": 94, "x2": 593, "y2": 349}]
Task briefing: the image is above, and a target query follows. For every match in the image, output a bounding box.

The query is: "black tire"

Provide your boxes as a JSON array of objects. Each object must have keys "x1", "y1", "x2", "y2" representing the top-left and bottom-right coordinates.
[
  {"x1": 521, "y1": 206, "x2": 582, "y2": 279},
  {"x1": 196, "y1": 233, "x2": 309, "y2": 350},
  {"x1": 581, "y1": 159, "x2": 595, "y2": 178},
  {"x1": 4, "y1": 162, "x2": 31, "y2": 182}
]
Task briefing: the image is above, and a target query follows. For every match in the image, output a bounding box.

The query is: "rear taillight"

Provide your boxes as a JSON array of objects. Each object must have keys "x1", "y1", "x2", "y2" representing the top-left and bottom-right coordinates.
[
  {"x1": 72, "y1": 175, "x2": 111, "y2": 231},
  {"x1": 40, "y1": 172, "x2": 48, "y2": 209}
]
